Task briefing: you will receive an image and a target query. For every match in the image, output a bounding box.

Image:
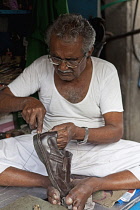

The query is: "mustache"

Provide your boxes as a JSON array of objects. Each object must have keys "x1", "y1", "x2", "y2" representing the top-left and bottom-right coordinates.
[{"x1": 57, "y1": 69, "x2": 73, "y2": 73}]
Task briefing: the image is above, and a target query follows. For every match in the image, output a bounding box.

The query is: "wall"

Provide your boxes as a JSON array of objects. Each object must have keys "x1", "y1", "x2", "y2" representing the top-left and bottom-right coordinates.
[{"x1": 105, "y1": 0, "x2": 140, "y2": 142}]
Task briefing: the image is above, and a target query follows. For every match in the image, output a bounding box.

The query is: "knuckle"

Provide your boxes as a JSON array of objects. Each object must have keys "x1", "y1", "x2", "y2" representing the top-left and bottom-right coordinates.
[
  {"x1": 26, "y1": 108, "x2": 32, "y2": 114},
  {"x1": 32, "y1": 108, "x2": 37, "y2": 113}
]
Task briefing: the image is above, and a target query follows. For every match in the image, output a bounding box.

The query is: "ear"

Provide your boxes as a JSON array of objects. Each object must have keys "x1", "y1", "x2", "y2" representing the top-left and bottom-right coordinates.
[{"x1": 87, "y1": 47, "x2": 94, "y2": 57}]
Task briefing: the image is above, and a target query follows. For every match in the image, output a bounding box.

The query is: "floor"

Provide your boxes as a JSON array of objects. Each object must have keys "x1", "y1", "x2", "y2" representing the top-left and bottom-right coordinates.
[
  {"x1": 1, "y1": 186, "x2": 140, "y2": 209},
  {"x1": 0, "y1": 186, "x2": 46, "y2": 208}
]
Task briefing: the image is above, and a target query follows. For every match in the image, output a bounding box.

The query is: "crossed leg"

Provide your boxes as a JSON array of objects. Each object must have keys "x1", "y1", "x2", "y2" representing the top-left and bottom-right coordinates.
[
  {"x1": 47, "y1": 170, "x2": 140, "y2": 210},
  {"x1": 48, "y1": 177, "x2": 105, "y2": 210}
]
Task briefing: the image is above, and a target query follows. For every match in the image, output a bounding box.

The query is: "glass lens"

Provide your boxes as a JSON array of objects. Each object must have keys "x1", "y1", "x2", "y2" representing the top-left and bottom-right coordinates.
[
  {"x1": 50, "y1": 56, "x2": 78, "y2": 67},
  {"x1": 51, "y1": 57, "x2": 61, "y2": 65},
  {"x1": 67, "y1": 60, "x2": 79, "y2": 67},
  {"x1": 49, "y1": 55, "x2": 85, "y2": 68}
]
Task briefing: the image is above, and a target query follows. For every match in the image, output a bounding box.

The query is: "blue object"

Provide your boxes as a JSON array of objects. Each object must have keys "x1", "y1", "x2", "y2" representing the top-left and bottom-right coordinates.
[
  {"x1": 0, "y1": 10, "x2": 31, "y2": 14},
  {"x1": 129, "y1": 201, "x2": 140, "y2": 210},
  {"x1": 67, "y1": 0, "x2": 99, "y2": 18},
  {"x1": 117, "y1": 189, "x2": 140, "y2": 205}
]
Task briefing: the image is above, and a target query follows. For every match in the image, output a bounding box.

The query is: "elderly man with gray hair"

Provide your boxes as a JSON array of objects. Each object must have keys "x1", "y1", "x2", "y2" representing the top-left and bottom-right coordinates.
[{"x1": 0, "y1": 13, "x2": 140, "y2": 210}]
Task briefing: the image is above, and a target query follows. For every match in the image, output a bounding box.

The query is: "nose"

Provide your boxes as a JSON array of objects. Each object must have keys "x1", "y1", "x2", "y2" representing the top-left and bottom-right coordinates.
[{"x1": 58, "y1": 60, "x2": 68, "y2": 71}]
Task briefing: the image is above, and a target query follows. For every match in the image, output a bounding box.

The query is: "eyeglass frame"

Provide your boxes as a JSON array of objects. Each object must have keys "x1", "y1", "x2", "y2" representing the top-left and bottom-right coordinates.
[{"x1": 48, "y1": 53, "x2": 87, "y2": 68}]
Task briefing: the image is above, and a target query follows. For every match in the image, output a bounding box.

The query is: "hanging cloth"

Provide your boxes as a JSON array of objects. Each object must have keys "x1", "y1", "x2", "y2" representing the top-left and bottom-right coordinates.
[{"x1": 26, "y1": 0, "x2": 69, "y2": 67}]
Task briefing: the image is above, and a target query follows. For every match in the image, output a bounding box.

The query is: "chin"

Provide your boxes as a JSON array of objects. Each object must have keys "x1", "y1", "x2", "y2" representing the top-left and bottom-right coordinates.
[{"x1": 59, "y1": 75, "x2": 74, "y2": 82}]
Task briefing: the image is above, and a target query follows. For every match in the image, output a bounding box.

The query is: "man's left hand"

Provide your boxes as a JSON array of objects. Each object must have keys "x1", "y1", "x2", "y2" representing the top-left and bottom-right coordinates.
[{"x1": 50, "y1": 122, "x2": 77, "y2": 149}]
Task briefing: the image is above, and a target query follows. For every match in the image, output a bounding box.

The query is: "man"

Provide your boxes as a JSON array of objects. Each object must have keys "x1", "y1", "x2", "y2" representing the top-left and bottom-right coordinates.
[{"x1": 0, "y1": 13, "x2": 140, "y2": 210}]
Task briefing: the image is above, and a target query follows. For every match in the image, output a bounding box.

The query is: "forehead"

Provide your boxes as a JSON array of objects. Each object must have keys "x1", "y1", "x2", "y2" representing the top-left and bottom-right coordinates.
[{"x1": 50, "y1": 34, "x2": 84, "y2": 57}]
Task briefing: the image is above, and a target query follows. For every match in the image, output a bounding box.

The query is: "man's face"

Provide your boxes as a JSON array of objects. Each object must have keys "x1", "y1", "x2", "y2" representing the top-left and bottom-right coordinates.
[{"x1": 49, "y1": 34, "x2": 88, "y2": 81}]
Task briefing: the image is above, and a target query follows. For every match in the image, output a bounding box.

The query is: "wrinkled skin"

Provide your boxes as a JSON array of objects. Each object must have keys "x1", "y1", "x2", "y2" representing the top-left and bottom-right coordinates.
[
  {"x1": 50, "y1": 122, "x2": 78, "y2": 149},
  {"x1": 47, "y1": 178, "x2": 95, "y2": 210},
  {"x1": 0, "y1": 88, "x2": 46, "y2": 133},
  {"x1": 47, "y1": 170, "x2": 140, "y2": 210},
  {"x1": 21, "y1": 97, "x2": 46, "y2": 132}
]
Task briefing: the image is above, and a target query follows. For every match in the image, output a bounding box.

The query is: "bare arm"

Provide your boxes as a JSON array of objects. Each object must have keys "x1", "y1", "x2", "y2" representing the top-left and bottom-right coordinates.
[
  {"x1": 0, "y1": 87, "x2": 46, "y2": 132},
  {"x1": 0, "y1": 87, "x2": 27, "y2": 113},
  {"x1": 48, "y1": 170, "x2": 140, "y2": 209},
  {"x1": 76, "y1": 111, "x2": 123, "y2": 144},
  {"x1": 51, "y1": 112, "x2": 123, "y2": 149},
  {"x1": 66, "y1": 171, "x2": 140, "y2": 210}
]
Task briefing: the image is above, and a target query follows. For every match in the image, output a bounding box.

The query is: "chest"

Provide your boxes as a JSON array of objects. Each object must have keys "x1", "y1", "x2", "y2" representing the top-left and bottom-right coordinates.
[{"x1": 54, "y1": 74, "x2": 91, "y2": 103}]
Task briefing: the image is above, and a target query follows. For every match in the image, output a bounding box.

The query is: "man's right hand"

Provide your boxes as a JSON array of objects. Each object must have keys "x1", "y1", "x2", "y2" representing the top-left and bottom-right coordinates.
[
  {"x1": 0, "y1": 87, "x2": 46, "y2": 133},
  {"x1": 22, "y1": 97, "x2": 46, "y2": 133}
]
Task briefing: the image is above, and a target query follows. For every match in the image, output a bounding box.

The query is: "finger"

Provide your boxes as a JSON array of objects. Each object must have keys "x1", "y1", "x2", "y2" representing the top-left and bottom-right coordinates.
[
  {"x1": 67, "y1": 197, "x2": 84, "y2": 210},
  {"x1": 22, "y1": 106, "x2": 36, "y2": 126},
  {"x1": 65, "y1": 197, "x2": 73, "y2": 205},
  {"x1": 65, "y1": 191, "x2": 85, "y2": 210},
  {"x1": 57, "y1": 136, "x2": 68, "y2": 148},
  {"x1": 47, "y1": 186, "x2": 60, "y2": 200},
  {"x1": 27, "y1": 112, "x2": 38, "y2": 130},
  {"x1": 48, "y1": 196, "x2": 61, "y2": 205},
  {"x1": 73, "y1": 200, "x2": 85, "y2": 210},
  {"x1": 57, "y1": 144, "x2": 66, "y2": 149},
  {"x1": 57, "y1": 139, "x2": 66, "y2": 149},
  {"x1": 22, "y1": 109, "x2": 30, "y2": 123},
  {"x1": 36, "y1": 110, "x2": 45, "y2": 133},
  {"x1": 36, "y1": 118, "x2": 43, "y2": 133}
]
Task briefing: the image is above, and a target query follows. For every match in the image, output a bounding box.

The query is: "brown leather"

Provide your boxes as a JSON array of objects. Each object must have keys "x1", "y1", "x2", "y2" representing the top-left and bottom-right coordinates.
[{"x1": 33, "y1": 132, "x2": 72, "y2": 198}]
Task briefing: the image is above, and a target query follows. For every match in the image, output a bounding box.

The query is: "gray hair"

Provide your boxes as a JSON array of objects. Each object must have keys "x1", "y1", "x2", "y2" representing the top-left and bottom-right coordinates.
[{"x1": 45, "y1": 13, "x2": 96, "y2": 53}]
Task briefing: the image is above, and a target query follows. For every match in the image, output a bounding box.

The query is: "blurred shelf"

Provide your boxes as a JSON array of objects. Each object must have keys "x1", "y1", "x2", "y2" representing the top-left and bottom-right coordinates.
[{"x1": 0, "y1": 10, "x2": 31, "y2": 15}]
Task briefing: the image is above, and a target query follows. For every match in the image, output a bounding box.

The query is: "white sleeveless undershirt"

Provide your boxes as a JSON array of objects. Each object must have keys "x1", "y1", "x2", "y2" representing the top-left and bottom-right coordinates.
[
  {"x1": 9, "y1": 55, "x2": 123, "y2": 131},
  {"x1": 7, "y1": 56, "x2": 140, "y2": 180}
]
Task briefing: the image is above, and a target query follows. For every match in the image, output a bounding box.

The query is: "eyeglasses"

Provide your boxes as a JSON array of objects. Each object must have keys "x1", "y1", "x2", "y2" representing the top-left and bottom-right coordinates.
[{"x1": 48, "y1": 54, "x2": 86, "y2": 68}]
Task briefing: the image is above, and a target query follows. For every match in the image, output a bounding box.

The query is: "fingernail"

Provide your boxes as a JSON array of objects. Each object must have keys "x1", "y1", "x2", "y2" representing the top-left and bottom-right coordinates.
[
  {"x1": 54, "y1": 195, "x2": 57, "y2": 199},
  {"x1": 52, "y1": 200, "x2": 57, "y2": 204},
  {"x1": 66, "y1": 197, "x2": 73, "y2": 204},
  {"x1": 37, "y1": 130, "x2": 41, "y2": 134},
  {"x1": 54, "y1": 194, "x2": 59, "y2": 199}
]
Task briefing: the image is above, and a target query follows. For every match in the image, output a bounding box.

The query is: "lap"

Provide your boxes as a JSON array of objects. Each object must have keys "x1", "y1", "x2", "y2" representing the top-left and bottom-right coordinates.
[
  {"x1": 1, "y1": 135, "x2": 140, "y2": 180},
  {"x1": 0, "y1": 134, "x2": 47, "y2": 175},
  {"x1": 66, "y1": 139, "x2": 140, "y2": 179}
]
